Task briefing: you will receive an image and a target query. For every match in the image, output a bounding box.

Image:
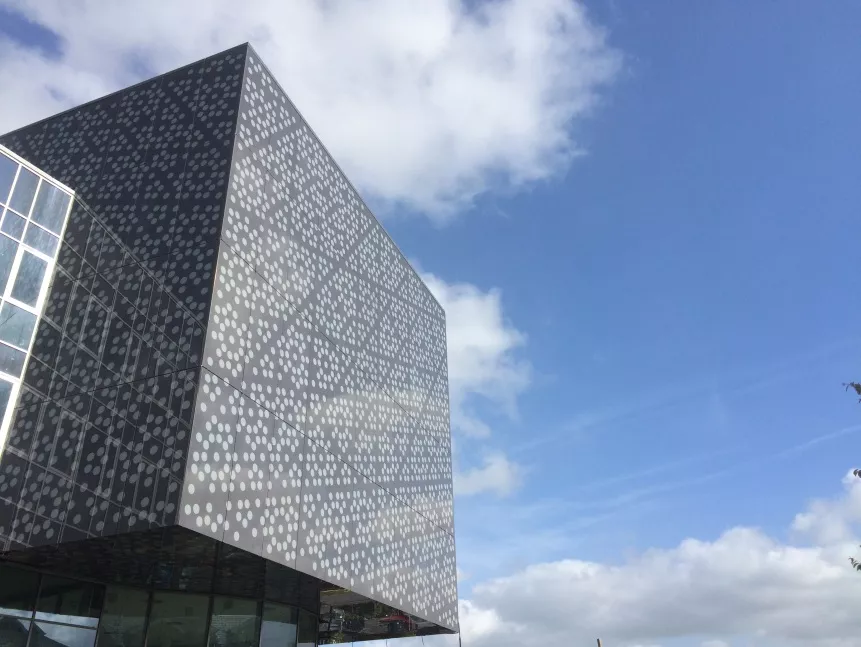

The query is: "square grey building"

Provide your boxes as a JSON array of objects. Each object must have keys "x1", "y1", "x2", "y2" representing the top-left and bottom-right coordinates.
[{"x1": 0, "y1": 43, "x2": 457, "y2": 646}]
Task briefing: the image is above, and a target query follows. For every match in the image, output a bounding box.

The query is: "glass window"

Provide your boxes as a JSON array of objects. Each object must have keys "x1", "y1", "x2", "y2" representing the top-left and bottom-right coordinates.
[
  {"x1": 207, "y1": 597, "x2": 259, "y2": 647},
  {"x1": 1, "y1": 211, "x2": 26, "y2": 240},
  {"x1": 0, "y1": 564, "x2": 39, "y2": 618},
  {"x1": 35, "y1": 576, "x2": 104, "y2": 628},
  {"x1": 147, "y1": 592, "x2": 209, "y2": 647},
  {"x1": 297, "y1": 610, "x2": 316, "y2": 647},
  {"x1": 0, "y1": 379, "x2": 12, "y2": 421},
  {"x1": 30, "y1": 622, "x2": 96, "y2": 647},
  {"x1": 10, "y1": 251, "x2": 47, "y2": 307},
  {"x1": 24, "y1": 223, "x2": 59, "y2": 256},
  {"x1": 95, "y1": 586, "x2": 148, "y2": 647},
  {"x1": 0, "y1": 302, "x2": 36, "y2": 348},
  {"x1": 8, "y1": 168, "x2": 38, "y2": 216},
  {"x1": 0, "y1": 616, "x2": 30, "y2": 647},
  {"x1": 0, "y1": 155, "x2": 16, "y2": 205},
  {"x1": 30, "y1": 182, "x2": 71, "y2": 234},
  {"x1": 0, "y1": 343, "x2": 25, "y2": 377},
  {"x1": 259, "y1": 603, "x2": 297, "y2": 647},
  {"x1": 0, "y1": 234, "x2": 18, "y2": 295}
]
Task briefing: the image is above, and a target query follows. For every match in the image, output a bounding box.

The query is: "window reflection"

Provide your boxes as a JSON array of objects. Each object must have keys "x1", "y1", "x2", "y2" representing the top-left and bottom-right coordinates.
[
  {"x1": 0, "y1": 616, "x2": 30, "y2": 647},
  {"x1": 1, "y1": 212, "x2": 25, "y2": 240},
  {"x1": 147, "y1": 593, "x2": 209, "y2": 647},
  {"x1": 0, "y1": 302, "x2": 36, "y2": 348},
  {"x1": 260, "y1": 603, "x2": 297, "y2": 647},
  {"x1": 30, "y1": 622, "x2": 96, "y2": 647},
  {"x1": 24, "y1": 223, "x2": 59, "y2": 256},
  {"x1": 10, "y1": 251, "x2": 47, "y2": 307},
  {"x1": 35, "y1": 576, "x2": 103, "y2": 628},
  {"x1": 8, "y1": 168, "x2": 38, "y2": 216},
  {"x1": 0, "y1": 564, "x2": 39, "y2": 618},
  {"x1": 0, "y1": 380, "x2": 12, "y2": 422},
  {"x1": 0, "y1": 155, "x2": 16, "y2": 205},
  {"x1": 30, "y1": 182, "x2": 70, "y2": 234},
  {"x1": 297, "y1": 610, "x2": 316, "y2": 647},
  {"x1": 0, "y1": 234, "x2": 18, "y2": 295},
  {"x1": 0, "y1": 343, "x2": 25, "y2": 377},
  {"x1": 94, "y1": 587, "x2": 148, "y2": 647},
  {"x1": 208, "y1": 597, "x2": 259, "y2": 647},
  {"x1": 0, "y1": 564, "x2": 327, "y2": 647}
]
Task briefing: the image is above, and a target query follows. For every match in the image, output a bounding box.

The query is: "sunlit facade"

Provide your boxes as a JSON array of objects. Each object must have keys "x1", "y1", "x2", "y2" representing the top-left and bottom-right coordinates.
[{"x1": 0, "y1": 43, "x2": 457, "y2": 647}]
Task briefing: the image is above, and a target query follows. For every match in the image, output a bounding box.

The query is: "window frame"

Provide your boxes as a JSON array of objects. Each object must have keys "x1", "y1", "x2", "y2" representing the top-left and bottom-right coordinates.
[{"x1": 0, "y1": 147, "x2": 74, "y2": 457}]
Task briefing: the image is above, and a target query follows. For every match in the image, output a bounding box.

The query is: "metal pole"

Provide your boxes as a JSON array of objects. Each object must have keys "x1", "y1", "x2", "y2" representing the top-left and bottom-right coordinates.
[{"x1": 597, "y1": 639, "x2": 603, "y2": 647}]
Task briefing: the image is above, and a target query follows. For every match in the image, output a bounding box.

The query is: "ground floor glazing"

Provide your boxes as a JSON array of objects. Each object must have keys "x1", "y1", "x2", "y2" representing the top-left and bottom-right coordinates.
[{"x1": 0, "y1": 561, "x2": 318, "y2": 647}]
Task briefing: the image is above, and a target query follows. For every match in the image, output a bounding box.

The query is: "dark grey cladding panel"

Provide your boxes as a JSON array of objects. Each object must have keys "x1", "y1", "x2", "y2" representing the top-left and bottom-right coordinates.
[
  {"x1": 193, "y1": 48, "x2": 457, "y2": 630},
  {"x1": 0, "y1": 199, "x2": 200, "y2": 550},
  {"x1": 0, "y1": 45, "x2": 246, "y2": 321},
  {"x1": 0, "y1": 45, "x2": 248, "y2": 552}
]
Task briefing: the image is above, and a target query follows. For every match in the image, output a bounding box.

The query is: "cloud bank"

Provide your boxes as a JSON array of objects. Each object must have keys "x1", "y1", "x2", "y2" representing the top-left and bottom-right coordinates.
[
  {"x1": 0, "y1": 0, "x2": 619, "y2": 218},
  {"x1": 443, "y1": 473, "x2": 861, "y2": 647}
]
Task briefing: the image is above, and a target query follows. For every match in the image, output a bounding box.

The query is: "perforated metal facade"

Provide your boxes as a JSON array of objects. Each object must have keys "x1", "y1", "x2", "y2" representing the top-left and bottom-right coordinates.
[{"x1": 0, "y1": 43, "x2": 457, "y2": 637}]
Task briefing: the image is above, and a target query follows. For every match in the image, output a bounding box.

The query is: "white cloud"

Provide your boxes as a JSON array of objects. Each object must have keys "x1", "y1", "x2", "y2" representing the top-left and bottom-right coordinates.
[
  {"x1": 791, "y1": 471, "x2": 861, "y2": 545},
  {"x1": 454, "y1": 451, "x2": 522, "y2": 497},
  {"x1": 0, "y1": 0, "x2": 619, "y2": 219},
  {"x1": 382, "y1": 265, "x2": 534, "y2": 504},
  {"x1": 443, "y1": 474, "x2": 861, "y2": 647},
  {"x1": 422, "y1": 271, "x2": 530, "y2": 438},
  {"x1": 422, "y1": 270, "x2": 529, "y2": 497}
]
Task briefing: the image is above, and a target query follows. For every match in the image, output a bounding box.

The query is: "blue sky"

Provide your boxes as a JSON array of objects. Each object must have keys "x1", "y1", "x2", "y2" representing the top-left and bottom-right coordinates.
[
  {"x1": 3, "y1": 1, "x2": 861, "y2": 645},
  {"x1": 390, "y1": 2, "x2": 861, "y2": 642},
  {"x1": 388, "y1": 0, "x2": 861, "y2": 569}
]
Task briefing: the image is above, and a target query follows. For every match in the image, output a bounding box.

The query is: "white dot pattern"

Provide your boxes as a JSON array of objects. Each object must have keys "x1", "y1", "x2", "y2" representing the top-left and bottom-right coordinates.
[
  {"x1": 180, "y1": 50, "x2": 457, "y2": 630},
  {"x1": 0, "y1": 46, "x2": 246, "y2": 550}
]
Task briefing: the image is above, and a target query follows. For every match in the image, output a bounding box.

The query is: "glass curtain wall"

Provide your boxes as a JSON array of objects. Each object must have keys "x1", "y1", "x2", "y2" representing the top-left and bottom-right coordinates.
[
  {"x1": 0, "y1": 564, "x2": 102, "y2": 647},
  {"x1": 0, "y1": 148, "x2": 73, "y2": 452},
  {"x1": 0, "y1": 563, "x2": 318, "y2": 647}
]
